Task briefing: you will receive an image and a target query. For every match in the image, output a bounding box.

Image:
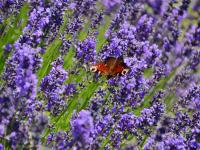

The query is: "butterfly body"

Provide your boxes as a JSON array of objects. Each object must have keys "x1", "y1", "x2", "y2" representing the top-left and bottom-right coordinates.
[{"x1": 90, "y1": 57, "x2": 129, "y2": 78}]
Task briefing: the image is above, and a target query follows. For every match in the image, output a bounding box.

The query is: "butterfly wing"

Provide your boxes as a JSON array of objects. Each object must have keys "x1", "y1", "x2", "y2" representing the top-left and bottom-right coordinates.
[
  {"x1": 95, "y1": 62, "x2": 109, "y2": 76},
  {"x1": 105, "y1": 57, "x2": 128, "y2": 76},
  {"x1": 91, "y1": 57, "x2": 129, "y2": 78}
]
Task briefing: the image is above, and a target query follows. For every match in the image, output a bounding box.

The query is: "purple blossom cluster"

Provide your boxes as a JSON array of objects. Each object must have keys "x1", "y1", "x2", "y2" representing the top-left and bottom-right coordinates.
[
  {"x1": 40, "y1": 58, "x2": 68, "y2": 115},
  {"x1": 0, "y1": 41, "x2": 47, "y2": 148},
  {"x1": 0, "y1": 0, "x2": 26, "y2": 22},
  {"x1": 75, "y1": 37, "x2": 96, "y2": 64},
  {"x1": 46, "y1": 110, "x2": 93, "y2": 149},
  {"x1": 0, "y1": 0, "x2": 199, "y2": 149},
  {"x1": 21, "y1": 5, "x2": 51, "y2": 46}
]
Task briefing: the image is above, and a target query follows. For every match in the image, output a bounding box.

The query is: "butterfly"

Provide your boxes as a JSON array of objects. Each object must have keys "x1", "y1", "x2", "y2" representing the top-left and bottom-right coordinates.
[{"x1": 90, "y1": 57, "x2": 129, "y2": 79}]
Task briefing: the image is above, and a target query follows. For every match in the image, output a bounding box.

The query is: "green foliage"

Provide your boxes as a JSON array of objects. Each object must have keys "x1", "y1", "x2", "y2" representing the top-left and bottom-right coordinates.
[
  {"x1": 144, "y1": 68, "x2": 154, "y2": 78},
  {"x1": 42, "y1": 80, "x2": 101, "y2": 141},
  {"x1": 100, "y1": 128, "x2": 114, "y2": 150},
  {"x1": 37, "y1": 10, "x2": 72, "y2": 83},
  {"x1": 96, "y1": 15, "x2": 111, "y2": 52},
  {"x1": 63, "y1": 47, "x2": 75, "y2": 70},
  {"x1": 37, "y1": 38, "x2": 62, "y2": 83},
  {"x1": 78, "y1": 18, "x2": 91, "y2": 41}
]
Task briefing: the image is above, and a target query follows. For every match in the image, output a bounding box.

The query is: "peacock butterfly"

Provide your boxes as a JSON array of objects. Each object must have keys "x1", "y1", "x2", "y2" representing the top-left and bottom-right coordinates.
[{"x1": 90, "y1": 57, "x2": 129, "y2": 79}]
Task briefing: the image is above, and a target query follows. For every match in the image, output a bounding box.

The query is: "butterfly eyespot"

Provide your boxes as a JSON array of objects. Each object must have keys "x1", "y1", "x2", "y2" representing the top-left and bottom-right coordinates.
[
  {"x1": 121, "y1": 69, "x2": 129, "y2": 75},
  {"x1": 90, "y1": 66, "x2": 98, "y2": 72}
]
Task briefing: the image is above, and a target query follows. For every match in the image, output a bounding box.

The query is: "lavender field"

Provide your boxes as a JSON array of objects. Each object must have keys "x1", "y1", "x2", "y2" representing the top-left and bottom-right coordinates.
[{"x1": 0, "y1": 0, "x2": 200, "y2": 149}]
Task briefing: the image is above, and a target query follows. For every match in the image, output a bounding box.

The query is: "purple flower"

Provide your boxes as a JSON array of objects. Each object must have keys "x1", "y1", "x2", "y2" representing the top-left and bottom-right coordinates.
[
  {"x1": 46, "y1": 131, "x2": 71, "y2": 149},
  {"x1": 0, "y1": 39, "x2": 47, "y2": 147},
  {"x1": 0, "y1": 0, "x2": 25, "y2": 20},
  {"x1": 102, "y1": 0, "x2": 121, "y2": 10},
  {"x1": 136, "y1": 92, "x2": 164, "y2": 129},
  {"x1": 178, "y1": 85, "x2": 200, "y2": 110},
  {"x1": 90, "y1": 12, "x2": 103, "y2": 30},
  {"x1": 3, "y1": 43, "x2": 12, "y2": 53},
  {"x1": 0, "y1": 124, "x2": 5, "y2": 137},
  {"x1": 70, "y1": 110, "x2": 94, "y2": 149},
  {"x1": 178, "y1": 0, "x2": 190, "y2": 16},
  {"x1": 146, "y1": 0, "x2": 163, "y2": 14},
  {"x1": 145, "y1": 133, "x2": 187, "y2": 150},
  {"x1": 66, "y1": 16, "x2": 83, "y2": 35},
  {"x1": 40, "y1": 58, "x2": 68, "y2": 115},
  {"x1": 188, "y1": 112, "x2": 200, "y2": 149},
  {"x1": 64, "y1": 84, "x2": 76, "y2": 96},
  {"x1": 0, "y1": 144, "x2": 4, "y2": 150},
  {"x1": 2, "y1": 42, "x2": 43, "y2": 123},
  {"x1": 21, "y1": 6, "x2": 51, "y2": 46},
  {"x1": 3, "y1": 42, "x2": 41, "y2": 99},
  {"x1": 71, "y1": 110, "x2": 94, "y2": 142},
  {"x1": 75, "y1": 37, "x2": 96, "y2": 64},
  {"x1": 136, "y1": 14, "x2": 154, "y2": 41}
]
